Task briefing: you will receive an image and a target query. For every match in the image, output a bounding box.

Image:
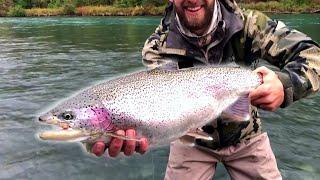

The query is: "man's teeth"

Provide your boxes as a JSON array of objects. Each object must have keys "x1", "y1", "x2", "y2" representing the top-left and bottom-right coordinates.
[{"x1": 187, "y1": 6, "x2": 201, "y2": 11}]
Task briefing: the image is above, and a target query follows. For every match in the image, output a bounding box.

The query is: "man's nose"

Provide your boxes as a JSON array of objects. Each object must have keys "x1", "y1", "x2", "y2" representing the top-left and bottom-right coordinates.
[{"x1": 187, "y1": 0, "x2": 200, "y2": 4}]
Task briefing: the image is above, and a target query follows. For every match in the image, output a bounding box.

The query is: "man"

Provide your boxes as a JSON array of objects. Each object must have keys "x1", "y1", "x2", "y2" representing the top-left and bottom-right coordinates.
[{"x1": 91, "y1": 0, "x2": 320, "y2": 179}]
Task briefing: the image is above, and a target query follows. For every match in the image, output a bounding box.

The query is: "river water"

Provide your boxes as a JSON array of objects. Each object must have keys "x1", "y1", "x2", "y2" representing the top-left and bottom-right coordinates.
[{"x1": 0, "y1": 14, "x2": 319, "y2": 180}]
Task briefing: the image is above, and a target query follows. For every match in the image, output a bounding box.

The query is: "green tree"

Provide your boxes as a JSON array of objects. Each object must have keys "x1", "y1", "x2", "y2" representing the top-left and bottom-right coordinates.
[{"x1": 0, "y1": 0, "x2": 14, "y2": 16}]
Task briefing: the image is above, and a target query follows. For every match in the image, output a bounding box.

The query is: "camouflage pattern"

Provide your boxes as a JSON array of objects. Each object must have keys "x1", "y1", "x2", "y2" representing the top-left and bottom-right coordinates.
[{"x1": 141, "y1": 1, "x2": 320, "y2": 149}]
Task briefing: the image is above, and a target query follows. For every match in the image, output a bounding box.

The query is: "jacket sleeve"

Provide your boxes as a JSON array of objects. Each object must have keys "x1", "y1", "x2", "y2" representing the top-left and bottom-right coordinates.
[
  {"x1": 244, "y1": 10, "x2": 320, "y2": 107},
  {"x1": 142, "y1": 19, "x2": 180, "y2": 70}
]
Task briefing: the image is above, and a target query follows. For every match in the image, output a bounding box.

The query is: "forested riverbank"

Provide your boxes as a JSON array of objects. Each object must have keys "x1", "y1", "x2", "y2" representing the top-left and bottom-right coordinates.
[{"x1": 0, "y1": 0, "x2": 319, "y2": 17}]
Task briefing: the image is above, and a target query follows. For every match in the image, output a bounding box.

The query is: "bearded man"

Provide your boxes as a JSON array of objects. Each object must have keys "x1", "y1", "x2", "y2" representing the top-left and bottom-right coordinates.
[{"x1": 91, "y1": 0, "x2": 320, "y2": 179}]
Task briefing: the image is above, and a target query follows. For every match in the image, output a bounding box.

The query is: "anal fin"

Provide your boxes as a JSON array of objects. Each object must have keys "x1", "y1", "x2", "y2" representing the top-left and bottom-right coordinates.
[
  {"x1": 186, "y1": 130, "x2": 213, "y2": 141},
  {"x1": 179, "y1": 128, "x2": 213, "y2": 146}
]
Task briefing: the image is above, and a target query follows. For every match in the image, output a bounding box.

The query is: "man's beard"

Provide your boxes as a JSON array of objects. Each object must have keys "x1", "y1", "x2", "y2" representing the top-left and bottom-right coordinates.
[{"x1": 175, "y1": 1, "x2": 214, "y2": 34}]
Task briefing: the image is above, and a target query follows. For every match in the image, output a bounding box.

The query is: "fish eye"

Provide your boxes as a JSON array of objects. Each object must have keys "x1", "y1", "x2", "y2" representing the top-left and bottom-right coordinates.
[{"x1": 62, "y1": 112, "x2": 74, "y2": 120}]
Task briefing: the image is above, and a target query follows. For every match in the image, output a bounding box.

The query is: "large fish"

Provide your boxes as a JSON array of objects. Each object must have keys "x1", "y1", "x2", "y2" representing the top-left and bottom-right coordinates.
[{"x1": 38, "y1": 66, "x2": 262, "y2": 147}]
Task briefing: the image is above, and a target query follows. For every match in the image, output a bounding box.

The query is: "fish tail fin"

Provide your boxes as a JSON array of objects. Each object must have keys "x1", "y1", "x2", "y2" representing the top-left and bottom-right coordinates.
[{"x1": 221, "y1": 93, "x2": 251, "y2": 121}]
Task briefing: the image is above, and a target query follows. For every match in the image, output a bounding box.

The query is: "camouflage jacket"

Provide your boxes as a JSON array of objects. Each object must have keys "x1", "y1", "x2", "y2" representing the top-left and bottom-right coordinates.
[{"x1": 141, "y1": 1, "x2": 320, "y2": 149}]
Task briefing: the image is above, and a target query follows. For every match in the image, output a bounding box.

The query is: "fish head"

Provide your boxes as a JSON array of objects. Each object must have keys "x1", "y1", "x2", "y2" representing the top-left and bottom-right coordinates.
[
  {"x1": 38, "y1": 92, "x2": 114, "y2": 141},
  {"x1": 39, "y1": 107, "x2": 113, "y2": 131}
]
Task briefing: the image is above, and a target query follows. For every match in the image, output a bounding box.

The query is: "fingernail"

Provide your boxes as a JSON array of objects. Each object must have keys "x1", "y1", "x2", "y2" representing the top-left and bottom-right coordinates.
[
  {"x1": 128, "y1": 129, "x2": 135, "y2": 136},
  {"x1": 116, "y1": 130, "x2": 125, "y2": 135},
  {"x1": 92, "y1": 142, "x2": 105, "y2": 156},
  {"x1": 96, "y1": 143, "x2": 104, "y2": 150}
]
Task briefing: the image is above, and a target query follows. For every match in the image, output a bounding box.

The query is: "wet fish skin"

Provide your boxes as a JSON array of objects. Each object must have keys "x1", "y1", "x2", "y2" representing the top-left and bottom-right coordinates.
[{"x1": 38, "y1": 66, "x2": 261, "y2": 147}]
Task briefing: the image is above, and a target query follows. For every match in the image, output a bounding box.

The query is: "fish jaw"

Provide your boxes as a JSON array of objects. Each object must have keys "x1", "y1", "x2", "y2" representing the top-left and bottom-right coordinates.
[
  {"x1": 38, "y1": 129, "x2": 88, "y2": 141},
  {"x1": 38, "y1": 106, "x2": 114, "y2": 130},
  {"x1": 38, "y1": 128, "x2": 115, "y2": 144},
  {"x1": 38, "y1": 113, "x2": 87, "y2": 141}
]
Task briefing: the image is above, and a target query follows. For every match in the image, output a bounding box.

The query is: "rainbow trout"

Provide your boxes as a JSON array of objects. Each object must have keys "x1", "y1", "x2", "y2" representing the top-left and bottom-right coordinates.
[{"x1": 38, "y1": 67, "x2": 261, "y2": 147}]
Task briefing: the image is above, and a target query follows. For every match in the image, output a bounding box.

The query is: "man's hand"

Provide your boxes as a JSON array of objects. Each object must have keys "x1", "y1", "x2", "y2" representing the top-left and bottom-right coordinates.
[
  {"x1": 91, "y1": 129, "x2": 149, "y2": 157},
  {"x1": 249, "y1": 66, "x2": 284, "y2": 111}
]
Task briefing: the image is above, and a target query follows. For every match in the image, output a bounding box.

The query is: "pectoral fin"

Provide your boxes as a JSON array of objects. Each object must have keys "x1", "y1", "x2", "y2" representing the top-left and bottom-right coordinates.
[
  {"x1": 105, "y1": 132, "x2": 141, "y2": 142},
  {"x1": 221, "y1": 94, "x2": 251, "y2": 121}
]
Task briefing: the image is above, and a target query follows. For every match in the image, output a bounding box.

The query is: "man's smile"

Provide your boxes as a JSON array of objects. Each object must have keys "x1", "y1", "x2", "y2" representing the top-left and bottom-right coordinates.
[
  {"x1": 183, "y1": 5, "x2": 205, "y2": 20},
  {"x1": 185, "y1": 5, "x2": 203, "y2": 12}
]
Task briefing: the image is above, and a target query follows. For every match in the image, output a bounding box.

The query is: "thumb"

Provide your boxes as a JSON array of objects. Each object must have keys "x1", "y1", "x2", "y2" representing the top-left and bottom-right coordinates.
[{"x1": 253, "y1": 66, "x2": 270, "y2": 75}]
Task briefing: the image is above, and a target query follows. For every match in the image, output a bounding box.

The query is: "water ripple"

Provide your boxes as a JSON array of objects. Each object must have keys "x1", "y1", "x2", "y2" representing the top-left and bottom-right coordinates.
[{"x1": 0, "y1": 15, "x2": 320, "y2": 179}]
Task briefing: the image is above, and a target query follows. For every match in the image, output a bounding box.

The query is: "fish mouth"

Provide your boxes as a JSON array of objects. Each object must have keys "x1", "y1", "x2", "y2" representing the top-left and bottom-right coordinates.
[
  {"x1": 38, "y1": 115, "x2": 86, "y2": 141},
  {"x1": 38, "y1": 129, "x2": 87, "y2": 141},
  {"x1": 38, "y1": 121, "x2": 85, "y2": 141}
]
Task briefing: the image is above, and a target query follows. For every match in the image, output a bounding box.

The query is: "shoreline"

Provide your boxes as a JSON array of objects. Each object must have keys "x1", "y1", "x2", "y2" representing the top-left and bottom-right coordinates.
[
  {"x1": 239, "y1": 2, "x2": 320, "y2": 14},
  {"x1": 1, "y1": 3, "x2": 320, "y2": 17}
]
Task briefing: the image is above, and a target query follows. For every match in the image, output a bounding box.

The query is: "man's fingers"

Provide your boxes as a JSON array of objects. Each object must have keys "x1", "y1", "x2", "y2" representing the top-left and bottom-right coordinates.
[
  {"x1": 92, "y1": 141, "x2": 106, "y2": 157},
  {"x1": 259, "y1": 103, "x2": 277, "y2": 111},
  {"x1": 249, "y1": 89, "x2": 262, "y2": 101},
  {"x1": 123, "y1": 129, "x2": 136, "y2": 156},
  {"x1": 251, "y1": 66, "x2": 284, "y2": 111},
  {"x1": 251, "y1": 94, "x2": 276, "y2": 106},
  {"x1": 249, "y1": 86, "x2": 269, "y2": 101},
  {"x1": 91, "y1": 129, "x2": 148, "y2": 158},
  {"x1": 137, "y1": 137, "x2": 149, "y2": 154},
  {"x1": 108, "y1": 130, "x2": 125, "y2": 157}
]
